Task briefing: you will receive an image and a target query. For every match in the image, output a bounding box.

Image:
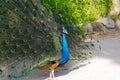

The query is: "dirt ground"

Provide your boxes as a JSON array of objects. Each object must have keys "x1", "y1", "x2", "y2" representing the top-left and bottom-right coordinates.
[{"x1": 20, "y1": 36, "x2": 120, "y2": 80}]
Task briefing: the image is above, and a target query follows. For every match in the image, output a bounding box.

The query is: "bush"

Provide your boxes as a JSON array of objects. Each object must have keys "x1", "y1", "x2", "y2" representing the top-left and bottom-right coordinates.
[{"x1": 40, "y1": 0, "x2": 114, "y2": 25}]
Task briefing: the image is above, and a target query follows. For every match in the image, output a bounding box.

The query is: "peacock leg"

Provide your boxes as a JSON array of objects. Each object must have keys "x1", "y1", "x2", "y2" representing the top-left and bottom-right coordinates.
[
  {"x1": 49, "y1": 71, "x2": 52, "y2": 80},
  {"x1": 49, "y1": 70, "x2": 55, "y2": 80},
  {"x1": 51, "y1": 70, "x2": 55, "y2": 80}
]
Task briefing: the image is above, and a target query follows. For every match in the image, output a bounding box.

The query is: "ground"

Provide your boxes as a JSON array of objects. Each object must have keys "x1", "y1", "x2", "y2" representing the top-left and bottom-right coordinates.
[{"x1": 20, "y1": 36, "x2": 120, "y2": 80}]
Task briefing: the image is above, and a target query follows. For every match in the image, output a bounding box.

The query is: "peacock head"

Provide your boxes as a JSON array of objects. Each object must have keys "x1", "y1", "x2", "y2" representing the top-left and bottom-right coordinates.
[{"x1": 62, "y1": 27, "x2": 68, "y2": 34}]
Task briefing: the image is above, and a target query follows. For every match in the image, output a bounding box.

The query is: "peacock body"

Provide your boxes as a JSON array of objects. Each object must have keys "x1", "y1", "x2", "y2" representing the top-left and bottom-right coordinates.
[
  {"x1": 0, "y1": 0, "x2": 94, "y2": 80},
  {"x1": 60, "y1": 31, "x2": 70, "y2": 64}
]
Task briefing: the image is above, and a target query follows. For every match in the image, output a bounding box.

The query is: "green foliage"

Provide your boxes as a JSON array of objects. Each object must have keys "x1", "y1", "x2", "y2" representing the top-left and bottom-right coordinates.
[
  {"x1": 110, "y1": 11, "x2": 120, "y2": 20},
  {"x1": 40, "y1": 0, "x2": 114, "y2": 25},
  {"x1": 118, "y1": 12, "x2": 120, "y2": 16}
]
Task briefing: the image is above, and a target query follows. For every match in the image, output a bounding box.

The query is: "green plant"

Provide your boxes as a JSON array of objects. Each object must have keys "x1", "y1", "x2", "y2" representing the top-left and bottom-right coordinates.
[{"x1": 40, "y1": 0, "x2": 114, "y2": 25}]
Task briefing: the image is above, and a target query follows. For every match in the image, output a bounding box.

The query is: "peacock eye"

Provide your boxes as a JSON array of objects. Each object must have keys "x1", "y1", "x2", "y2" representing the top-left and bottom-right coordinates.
[
  {"x1": 0, "y1": 4, "x2": 2, "y2": 9},
  {"x1": 18, "y1": 29, "x2": 24, "y2": 34},
  {"x1": 15, "y1": 0, "x2": 19, "y2": 2},
  {"x1": 10, "y1": 48, "x2": 16, "y2": 54},
  {"x1": 10, "y1": 34, "x2": 16, "y2": 39},
  {"x1": 41, "y1": 21, "x2": 46, "y2": 27},
  {"x1": 24, "y1": 7, "x2": 28, "y2": 12},
  {"x1": 26, "y1": 28, "x2": 31, "y2": 33},
  {"x1": 34, "y1": 26, "x2": 38, "y2": 30},
  {"x1": 34, "y1": 5, "x2": 38, "y2": 10},
  {"x1": 15, "y1": 43, "x2": 20, "y2": 48},
  {"x1": 0, "y1": 29, "x2": 7, "y2": 34},
  {"x1": 8, "y1": 24, "x2": 14, "y2": 29},
  {"x1": 28, "y1": 44, "x2": 32, "y2": 49},
  {"x1": 22, "y1": 38, "x2": 27, "y2": 43},
  {"x1": 6, "y1": 0, "x2": 10, "y2": 3},
  {"x1": 30, "y1": 35, "x2": 35, "y2": 39},
  {"x1": 33, "y1": 9, "x2": 37, "y2": 15},
  {"x1": 14, "y1": 19, "x2": 21, "y2": 25},
  {"x1": 3, "y1": 39, "x2": 10, "y2": 45},
  {"x1": 7, "y1": 11, "x2": 12, "y2": 16},
  {"x1": 0, "y1": 48, "x2": 5, "y2": 54},
  {"x1": 22, "y1": 49, "x2": 27, "y2": 54},
  {"x1": 6, "y1": 54, "x2": 11, "y2": 59},
  {"x1": 24, "y1": 16, "x2": 28, "y2": 22},
  {"x1": 17, "y1": 56, "x2": 22, "y2": 61},
  {"x1": 2, "y1": 29, "x2": 6, "y2": 33},
  {"x1": 15, "y1": 8, "x2": 19, "y2": 13}
]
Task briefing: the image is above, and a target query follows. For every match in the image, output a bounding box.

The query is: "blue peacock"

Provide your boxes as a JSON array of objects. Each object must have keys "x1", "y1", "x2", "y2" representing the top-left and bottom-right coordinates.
[
  {"x1": 38, "y1": 27, "x2": 70, "y2": 80},
  {"x1": 0, "y1": 0, "x2": 93, "y2": 80}
]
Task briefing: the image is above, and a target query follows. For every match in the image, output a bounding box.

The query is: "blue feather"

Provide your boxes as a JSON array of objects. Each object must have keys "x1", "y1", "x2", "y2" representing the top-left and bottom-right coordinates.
[{"x1": 60, "y1": 33, "x2": 70, "y2": 64}]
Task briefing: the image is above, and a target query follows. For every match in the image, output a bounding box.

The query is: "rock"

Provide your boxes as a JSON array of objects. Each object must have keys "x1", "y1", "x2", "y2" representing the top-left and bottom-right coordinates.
[
  {"x1": 84, "y1": 22, "x2": 108, "y2": 35},
  {"x1": 115, "y1": 18, "x2": 120, "y2": 29},
  {"x1": 91, "y1": 22, "x2": 107, "y2": 33},
  {"x1": 85, "y1": 23, "x2": 93, "y2": 35},
  {"x1": 97, "y1": 18, "x2": 115, "y2": 28}
]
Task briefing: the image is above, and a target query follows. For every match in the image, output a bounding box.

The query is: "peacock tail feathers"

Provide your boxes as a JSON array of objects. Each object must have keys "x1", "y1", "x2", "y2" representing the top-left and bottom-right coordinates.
[
  {"x1": 0, "y1": 0, "x2": 94, "y2": 80},
  {"x1": 0, "y1": 0, "x2": 61, "y2": 79},
  {"x1": 64, "y1": 25, "x2": 94, "y2": 61},
  {"x1": 70, "y1": 41, "x2": 94, "y2": 61}
]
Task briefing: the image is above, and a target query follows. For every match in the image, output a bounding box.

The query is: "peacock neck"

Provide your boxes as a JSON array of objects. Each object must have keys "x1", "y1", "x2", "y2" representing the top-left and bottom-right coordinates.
[{"x1": 60, "y1": 33, "x2": 70, "y2": 64}]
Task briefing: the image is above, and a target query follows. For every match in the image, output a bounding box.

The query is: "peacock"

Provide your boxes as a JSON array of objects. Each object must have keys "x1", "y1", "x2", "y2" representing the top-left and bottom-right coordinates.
[
  {"x1": 38, "y1": 27, "x2": 69, "y2": 80},
  {"x1": 0, "y1": 0, "x2": 94, "y2": 80}
]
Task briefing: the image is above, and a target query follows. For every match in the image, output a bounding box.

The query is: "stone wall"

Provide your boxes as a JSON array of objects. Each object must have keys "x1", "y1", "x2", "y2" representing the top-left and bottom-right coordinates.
[
  {"x1": 110, "y1": 0, "x2": 120, "y2": 15},
  {"x1": 85, "y1": 0, "x2": 120, "y2": 41},
  {"x1": 85, "y1": 17, "x2": 120, "y2": 41}
]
